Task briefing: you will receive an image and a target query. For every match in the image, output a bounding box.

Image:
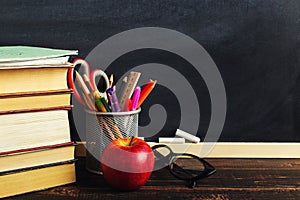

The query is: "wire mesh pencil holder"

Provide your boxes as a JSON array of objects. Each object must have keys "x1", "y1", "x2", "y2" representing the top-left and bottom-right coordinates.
[{"x1": 85, "y1": 108, "x2": 141, "y2": 174}]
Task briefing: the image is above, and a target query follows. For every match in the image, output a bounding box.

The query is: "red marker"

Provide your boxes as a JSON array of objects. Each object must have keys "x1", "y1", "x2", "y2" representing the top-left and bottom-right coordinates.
[{"x1": 124, "y1": 98, "x2": 132, "y2": 112}]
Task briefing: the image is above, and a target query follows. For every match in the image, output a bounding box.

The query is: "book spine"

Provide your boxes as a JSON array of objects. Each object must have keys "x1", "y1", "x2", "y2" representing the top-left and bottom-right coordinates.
[
  {"x1": 0, "y1": 141, "x2": 75, "y2": 156},
  {"x1": 0, "y1": 105, "x2": 73, "y2": 115},
  {"x1": 0, "y1": 89, "x2": 73, "y2": 98}
]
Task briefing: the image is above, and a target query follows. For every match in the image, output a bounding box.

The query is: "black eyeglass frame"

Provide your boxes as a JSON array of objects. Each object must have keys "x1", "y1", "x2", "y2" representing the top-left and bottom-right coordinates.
[{"x1": 151, "y1": 144, "x2": 216, "y2": 188}]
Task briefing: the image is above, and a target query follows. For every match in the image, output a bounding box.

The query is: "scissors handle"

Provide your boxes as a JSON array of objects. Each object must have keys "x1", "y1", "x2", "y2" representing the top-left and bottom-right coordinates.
[
  {"x1": 68, "y1": 58, "x2": 111, "y2": 105},
  {"x1": 68, "y1": 58, "x2": 90, "y2": 105},
  {"x1": 90, "y1": 69, "x2": 110, "y2": 93}
]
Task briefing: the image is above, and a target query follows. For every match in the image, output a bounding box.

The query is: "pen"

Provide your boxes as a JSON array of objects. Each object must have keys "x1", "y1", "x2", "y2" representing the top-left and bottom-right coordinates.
[
  {"x1": 107, "y1": 87, "x2": 121, "y2": 112},
  {"x1": 137, "y1": 79, "x2": 157, "y2": 108},
  {"x1": 131, "y1": 86, "x2": 141, "y2": 111}
]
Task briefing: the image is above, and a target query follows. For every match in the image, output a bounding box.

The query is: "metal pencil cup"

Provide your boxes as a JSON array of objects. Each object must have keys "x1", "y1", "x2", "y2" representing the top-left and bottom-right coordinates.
[{"x1": 85, "y1": 108, "x2": 141, "y2": 174}]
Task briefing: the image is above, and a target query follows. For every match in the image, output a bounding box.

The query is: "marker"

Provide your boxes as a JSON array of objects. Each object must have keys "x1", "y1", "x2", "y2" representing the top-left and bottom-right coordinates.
[
  {"x1": 137, "y1": 80, "x2": 157, "y2": 108},
  {"x1": 128, "y1": 99, "x2": 133, "y2": 112},
  {"x1": 131, "y1": 86, "x2": 141, "y2": 111},
  {"x1": 122, "y1": 99, "x2": 130, "y2": 112}
]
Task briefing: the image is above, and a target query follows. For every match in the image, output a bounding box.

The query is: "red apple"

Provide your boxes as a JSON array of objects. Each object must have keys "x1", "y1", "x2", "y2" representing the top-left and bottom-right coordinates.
[{"x1": 100, "y1": 137, "x2": 154, "y2": 191}]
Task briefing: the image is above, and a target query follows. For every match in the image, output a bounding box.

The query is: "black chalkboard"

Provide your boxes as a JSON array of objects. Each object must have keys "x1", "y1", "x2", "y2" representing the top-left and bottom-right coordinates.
[{"x1": 1, "y1": 0, "x2": 299, "y2": 142}]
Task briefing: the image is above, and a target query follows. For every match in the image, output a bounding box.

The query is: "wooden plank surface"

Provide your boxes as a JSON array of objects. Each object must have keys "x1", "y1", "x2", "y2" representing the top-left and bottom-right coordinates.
[
  {"x1": 76, "y1": 142, "x2": 300, "y2": 158},
  {"x1": 5, "y1": 158, "x2": 300, "y2": 200}
]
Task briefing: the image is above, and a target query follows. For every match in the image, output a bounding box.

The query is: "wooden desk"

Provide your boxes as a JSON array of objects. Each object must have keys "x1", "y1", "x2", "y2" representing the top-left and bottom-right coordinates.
[{"x1": 6, "y1": 158, "x2": 300, "y2": 199}]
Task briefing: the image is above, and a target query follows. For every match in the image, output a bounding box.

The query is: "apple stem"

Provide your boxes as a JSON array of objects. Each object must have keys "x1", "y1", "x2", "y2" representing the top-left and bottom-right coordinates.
[{"x1": 128, "y1": 136, "x2": 135, "y2": 146}]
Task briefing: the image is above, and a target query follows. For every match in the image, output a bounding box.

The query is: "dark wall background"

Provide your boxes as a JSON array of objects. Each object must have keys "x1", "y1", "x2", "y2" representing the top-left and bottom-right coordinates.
[{"x1": 1, "y1": 0, "x2": 299, "y2": 142}]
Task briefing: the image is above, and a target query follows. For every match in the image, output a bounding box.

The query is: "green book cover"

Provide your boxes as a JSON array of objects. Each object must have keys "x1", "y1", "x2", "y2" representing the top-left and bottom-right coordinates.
[{"x1": 0, "y1": 46, "x2": 78, "y2": 62}]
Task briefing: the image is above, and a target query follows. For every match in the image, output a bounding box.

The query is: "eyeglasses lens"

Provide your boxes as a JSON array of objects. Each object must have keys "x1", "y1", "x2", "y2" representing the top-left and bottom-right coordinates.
[
  {"x1": 171, "y1": 155, "x2": 206, "y2": 179},
  {"x1": 152, "y1": 146, "x2": 172, "y2": 170}
]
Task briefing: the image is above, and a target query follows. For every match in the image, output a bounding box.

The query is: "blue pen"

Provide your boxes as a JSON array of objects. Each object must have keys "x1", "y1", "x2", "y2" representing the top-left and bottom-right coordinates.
[{"x1": 107, "y1": 86, "x2": 121, "y2": 112}]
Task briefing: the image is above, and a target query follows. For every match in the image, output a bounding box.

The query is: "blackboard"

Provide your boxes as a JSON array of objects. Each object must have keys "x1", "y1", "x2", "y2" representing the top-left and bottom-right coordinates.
[{"x1": 1, "y1": 0, "x2": 299, "y2": 142}]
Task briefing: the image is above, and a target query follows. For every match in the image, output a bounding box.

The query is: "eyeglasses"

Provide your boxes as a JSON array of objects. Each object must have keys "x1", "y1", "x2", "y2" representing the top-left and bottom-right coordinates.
[{"x1": 151, "y1": 144, "x2": 216, "y2": 188}]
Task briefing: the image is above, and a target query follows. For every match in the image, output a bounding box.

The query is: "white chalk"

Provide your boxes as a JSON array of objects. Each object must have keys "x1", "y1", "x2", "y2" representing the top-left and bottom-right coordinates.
[
  {"x1": 175, "y1": 129, "x2": 201, "y2": 143},
  {"x1": 137, "y1": 137, "x2": 185, "y2": 143},
  {"x1": 158, "y1": 137, "x2": 185, "y2": 143}
]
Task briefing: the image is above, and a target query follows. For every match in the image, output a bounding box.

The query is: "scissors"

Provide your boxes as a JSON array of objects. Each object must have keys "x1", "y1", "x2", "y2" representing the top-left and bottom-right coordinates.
[{"x1": 68, "y1": 58, "x2": 110, "y2": 105}]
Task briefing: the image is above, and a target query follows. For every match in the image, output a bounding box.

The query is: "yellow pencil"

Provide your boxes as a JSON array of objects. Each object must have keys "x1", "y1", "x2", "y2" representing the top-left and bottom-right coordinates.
[{"x1": 109, "y1": 74, "x2": 114, "y2": 88}]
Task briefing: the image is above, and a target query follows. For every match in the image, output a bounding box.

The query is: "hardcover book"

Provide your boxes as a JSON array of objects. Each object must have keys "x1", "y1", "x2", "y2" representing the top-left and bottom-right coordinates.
[
  {"x1": 0, "y1": 46, "x2": 77, "y2": 94},
  {"x1": 0, "y1": 106, "x2": 72, "y2": 153},
  {"x1": 0, "y1": 160, "x2": 76, "y2": 198},
  {"x1": 0, "y1": 89, "x2": 72, "y2": 112},
  {"x1": 0, "y1": 142, "x2": 75, "y2": 173}
]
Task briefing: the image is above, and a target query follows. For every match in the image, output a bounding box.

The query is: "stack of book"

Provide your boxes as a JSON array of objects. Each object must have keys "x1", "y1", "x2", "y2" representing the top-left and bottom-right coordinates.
[{"x1": 0, "y1": 46, "x2": 78, "y2": 198}]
